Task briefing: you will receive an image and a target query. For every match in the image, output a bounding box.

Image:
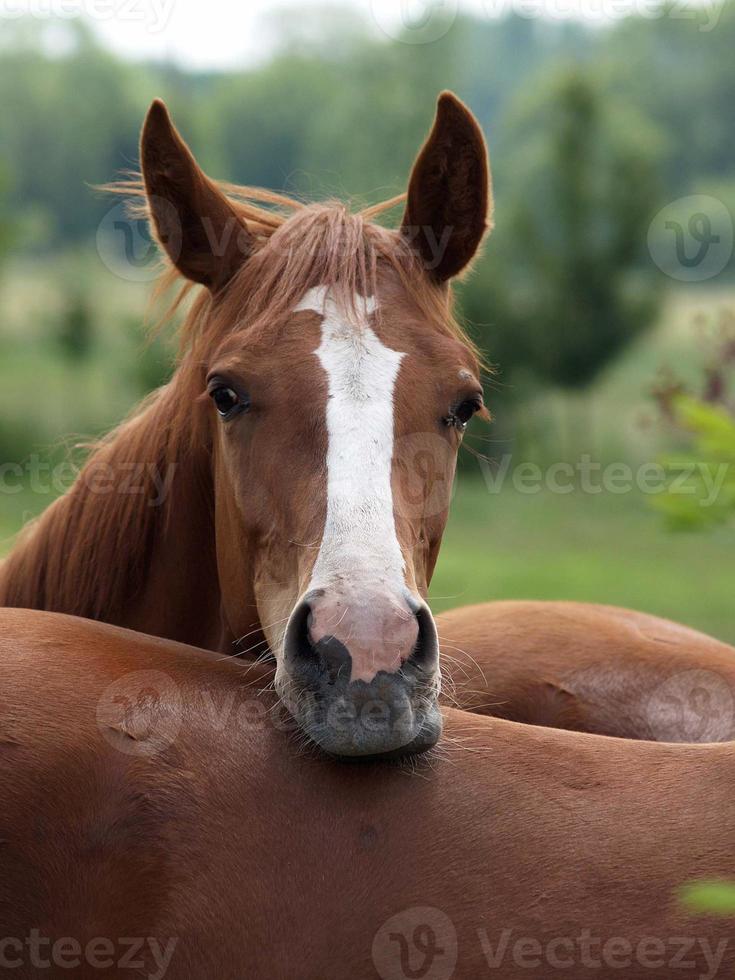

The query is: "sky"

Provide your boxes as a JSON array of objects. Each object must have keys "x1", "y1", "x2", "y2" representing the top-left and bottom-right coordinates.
[{"x1": 3, "y1": 0, "x2": 637, "y2": 70}]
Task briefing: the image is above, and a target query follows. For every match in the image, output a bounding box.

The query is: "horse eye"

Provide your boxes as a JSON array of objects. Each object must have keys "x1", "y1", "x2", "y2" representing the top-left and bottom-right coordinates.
[
  {"x1": 445, "y1": 398, "x2": 482, "y2": 431},
  {"x1": 210, "y1": 386, "x2": 241, "y2": 418},
  {"x1": 455, "y1": 400, "x2": 479, "y2": 425}
]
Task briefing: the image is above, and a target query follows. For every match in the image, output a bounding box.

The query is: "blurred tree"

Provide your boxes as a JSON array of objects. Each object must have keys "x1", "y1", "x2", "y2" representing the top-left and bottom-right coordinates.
[
  {"x1": 462, "y1": 65, "x2": 663, "y2": 394},
  {"x1": 0, "y1": 4, "x2": 733, "y2": 256},
  {"x1": 124, "y1": 316, "x2": 173, "y2": 395},
  {"x1": 602, "y1": 2, "x2": 735, "y2": 195},
  {"x1": 0, "y1": 20, "x2": 144, "y2": 245},
  {"x1": 208, "y1": 54, "x2": 337, "y2": 193},
  {"x1": 0, "y1": 166, "x2": 14, "y2": 277},
  {"x1": 56, "y1": 289, "x2": 93, "y2": 361}
]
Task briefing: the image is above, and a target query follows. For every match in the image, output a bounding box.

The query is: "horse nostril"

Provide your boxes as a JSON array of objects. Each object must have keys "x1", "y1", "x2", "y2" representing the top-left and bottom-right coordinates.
[
  {"x1": 285, "y1": 600, "x2": 353, "y2": 686},
  {"x1": 314, "y1": 636, "x2": 352, "y2": 686},
  {"x1": 406, "y1": 604, "x2": 440, "y2": 672},
  {"x1": 289, "y1": 600, "x2": 316, "y2": 660}
]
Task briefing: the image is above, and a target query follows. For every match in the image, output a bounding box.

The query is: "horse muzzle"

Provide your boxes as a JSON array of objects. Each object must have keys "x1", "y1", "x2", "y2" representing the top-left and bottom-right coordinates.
[{"x1": 279, "y1": 589, "x2": 442, "y2": 758}]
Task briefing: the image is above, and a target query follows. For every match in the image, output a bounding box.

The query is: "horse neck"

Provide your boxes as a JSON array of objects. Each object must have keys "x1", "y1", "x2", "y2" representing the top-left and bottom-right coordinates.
[
  {"x1": 120, "y1": 449, "x2": 227, "y2": 650},
  {"x1": 0, "y1": 385, "x2": 240, "y2": 651}
]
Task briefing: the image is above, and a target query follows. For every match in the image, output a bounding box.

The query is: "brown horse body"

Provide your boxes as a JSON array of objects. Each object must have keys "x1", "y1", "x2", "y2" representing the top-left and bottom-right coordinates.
[
  {"x1": 439, "y1": 601, "x2": 735, "y2": 742},
  {"x1": 1, "y1": 608, "x2": 734, "y2": 979}
]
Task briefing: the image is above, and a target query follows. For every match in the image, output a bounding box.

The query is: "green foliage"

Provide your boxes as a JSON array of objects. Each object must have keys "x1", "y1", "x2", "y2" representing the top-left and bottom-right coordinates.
[
  {"x1": 5, "y1": 3, "x2": 732, "y2": 253},
  {"x1": 653, "y1": 395, "x2": 735, "y2": 530},
  {"x1": 680, "y1": 881, "x2": 735, "y2": 916},
  {"x1": 0, "y1": 165, "x2": 16, "y2": 277},
  {"x1": 601, "y1": 3, "x2": 735, "y2": 195},
  {"x1": 463, "y1": 66, "x2": 662, "y2": 393},
  {"x1": 123, "y1": 316, "x2": 174, "y2": 395},
  {"x1": 0, "y1": 20, "x2": 142, "y2": 246},
  {"x1": 56, "y1": 290, "x2": 94, "y2": 361},
  {"x1": 1, "y1": 6, "x2": 732, "y2": 405}
]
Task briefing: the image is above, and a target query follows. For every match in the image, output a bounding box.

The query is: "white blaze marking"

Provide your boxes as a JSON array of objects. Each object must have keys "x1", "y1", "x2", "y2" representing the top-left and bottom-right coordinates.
[{"x1": 295, "y1": 285, "x2": 407, "y2": 593}]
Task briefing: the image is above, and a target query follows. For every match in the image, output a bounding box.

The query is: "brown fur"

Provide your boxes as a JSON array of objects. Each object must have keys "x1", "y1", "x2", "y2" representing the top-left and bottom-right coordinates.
[
  {"x1": 437, "y1": 601, "x2": 735, "y2": 741},
  {"x1": 402, "y1": 91, "x2": 492, "y2": 280},
  {"x1": 1, "y1": 607, "x2": 734, "y2": 979}
]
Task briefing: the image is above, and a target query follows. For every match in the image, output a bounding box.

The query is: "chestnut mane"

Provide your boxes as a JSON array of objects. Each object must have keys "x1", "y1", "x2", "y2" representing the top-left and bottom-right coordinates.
[{"x1": 0, "y1": 178, "x2": 481, "y2": 625}]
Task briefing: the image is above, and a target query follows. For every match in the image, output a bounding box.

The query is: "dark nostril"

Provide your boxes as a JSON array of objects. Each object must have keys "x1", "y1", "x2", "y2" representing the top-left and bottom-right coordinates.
[
  {"x1": 407, "y1": 605, "x2": 439, "y2": 672},
  {"x1": 314, "y1": 636, "x2": 352, "y2": 686},
  {"x1": 289, "y1": 601, "x2": 314, "y2": 660},
  {"x1": 286, "y1": 600, "x2": 353, "y2": 686}
]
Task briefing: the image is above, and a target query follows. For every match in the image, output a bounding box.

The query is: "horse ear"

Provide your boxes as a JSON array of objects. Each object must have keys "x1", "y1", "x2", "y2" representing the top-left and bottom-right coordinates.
[
  {"x1": 401, "y1": 92, "x2": 492, "y2": 282},
  {"x1": 140, "y1": 99, "x2": 253, "y2": 290}
]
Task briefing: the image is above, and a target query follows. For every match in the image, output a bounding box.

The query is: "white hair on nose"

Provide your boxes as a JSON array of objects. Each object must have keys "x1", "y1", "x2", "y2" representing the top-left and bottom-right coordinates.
[{"x1": 295, "y1": 285, "x2": 407, "y2": 594}]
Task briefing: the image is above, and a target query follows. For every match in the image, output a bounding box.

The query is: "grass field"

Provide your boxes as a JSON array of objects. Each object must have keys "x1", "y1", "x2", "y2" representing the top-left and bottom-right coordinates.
[
  {"x1": 430, "y1": 478, "x2": 734, "y2": 643},
  {"x1": 2, "y1": 476, "x2": 732, "y2": 644}
]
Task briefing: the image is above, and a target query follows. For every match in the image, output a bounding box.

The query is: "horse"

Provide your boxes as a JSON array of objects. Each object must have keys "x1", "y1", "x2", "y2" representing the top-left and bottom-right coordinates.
[
  {"x1": 0, "y1": 91, "x2": 493, "y2": 757},
  {"x1": 436, "y1": 601, "x2": 735, "y2": 741},
  {"x1": 1, "y1": 607, "x2": 734, "y2": 979}
]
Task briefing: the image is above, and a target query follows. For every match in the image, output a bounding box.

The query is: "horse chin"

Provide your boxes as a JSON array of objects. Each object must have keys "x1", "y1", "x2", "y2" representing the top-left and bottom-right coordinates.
[
  {"x1": 308, "y1": 700, "x2": 443, "y2": 761},
  {"x1": 275, "y1": 668, "x2": 443, "y2": 760}
]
